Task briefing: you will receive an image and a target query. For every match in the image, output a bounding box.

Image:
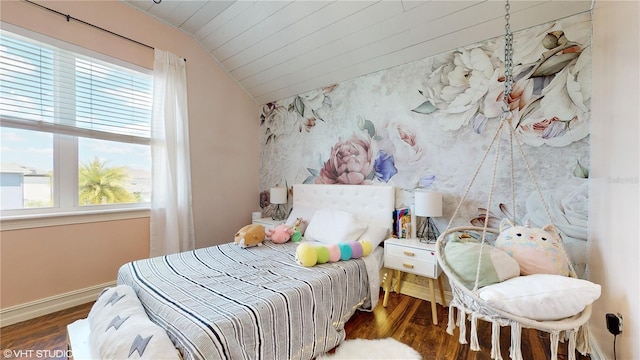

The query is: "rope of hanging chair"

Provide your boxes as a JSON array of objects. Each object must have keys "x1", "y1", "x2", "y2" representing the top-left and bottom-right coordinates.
[{"x1": 472, "y1": 116, "x2": 508, "y2": 292}]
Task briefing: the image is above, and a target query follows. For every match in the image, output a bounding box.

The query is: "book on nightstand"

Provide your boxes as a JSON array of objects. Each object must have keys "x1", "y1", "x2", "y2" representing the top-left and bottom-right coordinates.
[{"x1": 393, "y1": 207, "x2": 411, "y2": 239}]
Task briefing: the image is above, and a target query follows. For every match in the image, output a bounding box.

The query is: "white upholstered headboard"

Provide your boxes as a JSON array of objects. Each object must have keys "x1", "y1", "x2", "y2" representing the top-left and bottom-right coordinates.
[{"x1": 292, "y1": 184, "x2": 395, "y2": 229}]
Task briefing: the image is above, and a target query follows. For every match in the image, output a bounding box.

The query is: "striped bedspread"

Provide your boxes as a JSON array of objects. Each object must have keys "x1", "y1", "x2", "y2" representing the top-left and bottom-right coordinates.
[{"x1": 117, "y1": 241, "x2": 376, "y2": 360}]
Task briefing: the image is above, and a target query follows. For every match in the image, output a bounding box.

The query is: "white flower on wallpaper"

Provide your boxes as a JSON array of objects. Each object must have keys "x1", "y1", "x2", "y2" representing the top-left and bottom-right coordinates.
[
  {"x1": 413, "y1": 47, "x2": 501, "y2": 131},
  {"x1": 374, "y1": 121, "x2": 431, "y2": 189},
  {"x1": 413, "y1": 18, "x2": 591, "y2": 147}
]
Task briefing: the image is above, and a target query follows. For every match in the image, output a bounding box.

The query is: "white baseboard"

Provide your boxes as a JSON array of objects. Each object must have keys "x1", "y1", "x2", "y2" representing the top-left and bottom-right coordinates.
[
  {"x1": 587, "y1": 333, "x2": 604, "y2": 360},
  {"x1": 0, "y1": 281, "x2": 115, "y2": 327}
]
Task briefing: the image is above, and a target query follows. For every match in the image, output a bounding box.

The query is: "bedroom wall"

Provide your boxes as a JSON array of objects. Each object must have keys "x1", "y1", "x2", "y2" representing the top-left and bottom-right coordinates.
[
  {"x1": 259, "y1": 12, "x2": 592, "y2": 291},
  {"x1": 0, "y1": 1, "x2": 258, "y2": 311},
  {"x1": 589, "y1": 1, "x2": 639, "y2": 359}
]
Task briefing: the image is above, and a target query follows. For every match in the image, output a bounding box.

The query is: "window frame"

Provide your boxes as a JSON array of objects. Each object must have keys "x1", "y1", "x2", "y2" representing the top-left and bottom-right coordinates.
[{"x1": 0, "y1": 23, "x2": 152, "y2": 225}]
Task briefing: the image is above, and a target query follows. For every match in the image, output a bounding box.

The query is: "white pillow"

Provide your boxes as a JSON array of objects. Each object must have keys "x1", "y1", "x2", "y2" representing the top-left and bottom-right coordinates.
[
  {"x1": 305, "y1": 209, "x2": 367, "y2": 244},
  {"x1": 478, "y1": 274, "x2": 601, "y2": 321},
  {"x1": 357, "y1": 225, "x2": 390, "y2": 249}
]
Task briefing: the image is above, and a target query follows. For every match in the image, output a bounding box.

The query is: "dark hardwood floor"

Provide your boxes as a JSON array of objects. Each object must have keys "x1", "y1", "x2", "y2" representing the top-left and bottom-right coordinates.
[
  {"x1": 346, "y1": 293, "x2": 590, "y2": 360},
  {"x1": 0, "y1": 293, "x2": 589, "y2": 360},
  {"x1": 1, "y1": 302, "x2": 94, "y2": 360}
]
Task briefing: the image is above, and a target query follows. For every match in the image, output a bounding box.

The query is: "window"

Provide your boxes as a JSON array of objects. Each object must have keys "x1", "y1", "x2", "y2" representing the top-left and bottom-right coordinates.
[{"x1": 0, "y1": 26, "x2": 152, "y2": 217}]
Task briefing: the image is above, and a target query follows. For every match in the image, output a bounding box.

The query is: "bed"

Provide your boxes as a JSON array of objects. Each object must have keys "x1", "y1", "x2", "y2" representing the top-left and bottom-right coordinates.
[{"x1": 68, "y1": 184, "x2": 395, "y2": 360}]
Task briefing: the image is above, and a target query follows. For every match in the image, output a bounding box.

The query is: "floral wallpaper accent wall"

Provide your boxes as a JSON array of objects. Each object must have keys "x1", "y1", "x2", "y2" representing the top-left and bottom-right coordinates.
[{"x1": 259, "y1": 13, "x2": 591, "y2": 275}]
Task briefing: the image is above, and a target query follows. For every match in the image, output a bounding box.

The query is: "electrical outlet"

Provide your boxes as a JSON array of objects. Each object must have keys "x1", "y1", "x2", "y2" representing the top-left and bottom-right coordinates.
[{"x1": 606, "y1": 313, "x2": 623, "y2": 335}]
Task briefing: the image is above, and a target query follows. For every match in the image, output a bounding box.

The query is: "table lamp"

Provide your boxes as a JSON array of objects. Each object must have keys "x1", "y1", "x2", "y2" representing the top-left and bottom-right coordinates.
[
  {"x1": 414, "y1": 191, "x2": 442, "y2": 243},
  {"x1": 270, "y1": 187, "x2": 287, "y2": 221}
]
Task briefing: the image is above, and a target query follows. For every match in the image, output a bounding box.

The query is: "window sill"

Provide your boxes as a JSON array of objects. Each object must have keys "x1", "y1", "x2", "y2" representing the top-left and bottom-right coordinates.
[{"x1": 0, "y1": 208, "x2": 150, "y2": 231}]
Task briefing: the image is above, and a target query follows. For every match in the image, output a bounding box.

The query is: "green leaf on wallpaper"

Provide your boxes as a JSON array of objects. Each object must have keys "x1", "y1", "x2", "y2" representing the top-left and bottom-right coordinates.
[
  {"x1": 373, "y1": 135, "x2": 383, "y2": 141},
  {"x1": 294, "y1": 96, "x2": 305, "y2": 117},
  {"x1": 312, "y1": 109, "x2": 324, "y2": 121},
  {"x1": 573, "y1": 160, "x2": 589, "y2": 178},
  {"x1": 411, "y1": 101, "x2": 436, "y2": 114},
  {"x1": 307, "y1": 168, "x2": 319, "y2": 176},
  {"x1": 362, "y1": 119, "x2": 376, "y2": 138},
  {"x1": 365, "y1": 171, "x2": 375, "y2": 180},
  {"x1": 303, "y1": 175, "x2": 317, "y2": 184}
]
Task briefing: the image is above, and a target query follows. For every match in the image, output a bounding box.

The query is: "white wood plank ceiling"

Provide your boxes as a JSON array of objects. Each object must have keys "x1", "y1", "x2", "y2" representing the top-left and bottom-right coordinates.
[{"x1": 122, "y1": 0, "x2": 593, "y2": 105}]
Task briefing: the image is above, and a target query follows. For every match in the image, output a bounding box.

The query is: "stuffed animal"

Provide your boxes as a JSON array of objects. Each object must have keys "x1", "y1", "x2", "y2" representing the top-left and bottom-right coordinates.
[
  {"x1": 288, "y1": 218, "x2": 308, "y2": 243},
  {"x1": 359, "y1": 239, "x2": 373, "y2": 257},
  {"x1": 316, "y1": 245, "x2": 330, "y2": 264},
  {"x1": 234, "y1": 224, "x2": 266, "y2": 249},
  {"x1": 327, "y1": 244, "x2": 341, "y2": 262},
  {"x1": 267, "y1": 224, "x2": 294, "y2": 244},
  {"x1": 295, "y1": 243, "x2": 317, "y2": 266},
  {"x1": 291, "y1": 218, "x2": 308, "y2": 243},
  {"x1": 296, "y1": 240, "x2": 373, "y2": 267},
  {"x1": 348, "y1": 241, "x2": 363, "y2": 258},
  {"x1": 495, "y1": 219, "x2": 569, "y2": 276}
]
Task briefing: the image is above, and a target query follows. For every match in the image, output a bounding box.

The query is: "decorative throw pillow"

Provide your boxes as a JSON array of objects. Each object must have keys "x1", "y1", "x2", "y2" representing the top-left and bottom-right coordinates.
[
  {"x1": 495, "y1": 219, "x2": 570, "y2": 276},
  {"x1": 88, "y1": 285, "x2": 180, "y2": 360},
  {"x1": 304, "y1": 209, "x2": 367, "y2": 244},
  {"x1": 478, "y1": 274, "x2": 601, "y2": 320},
  {"x1": 444, "y1": 232, "x2": 520, "y2": 290}
]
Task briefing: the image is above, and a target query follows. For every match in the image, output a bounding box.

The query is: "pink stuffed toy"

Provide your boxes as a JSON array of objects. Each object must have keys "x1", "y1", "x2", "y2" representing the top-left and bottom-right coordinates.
[{"x1": 266, "y1": 224, "x2": 294, "y2": 244}]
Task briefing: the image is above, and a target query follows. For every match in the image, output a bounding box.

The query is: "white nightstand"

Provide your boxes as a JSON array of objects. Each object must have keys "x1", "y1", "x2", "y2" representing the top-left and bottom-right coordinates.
[
  {"x1": 383, "y1": 238, "x2": 446, "y2": 325},
  {"x1": 252, "y1": 217, "x2": 284, "y2": 232}
]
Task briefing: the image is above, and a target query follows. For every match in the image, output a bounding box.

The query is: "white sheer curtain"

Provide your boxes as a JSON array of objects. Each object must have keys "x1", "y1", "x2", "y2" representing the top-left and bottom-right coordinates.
[{"x1": 150, "y1": 49, "x2": 195, "y2": 256}]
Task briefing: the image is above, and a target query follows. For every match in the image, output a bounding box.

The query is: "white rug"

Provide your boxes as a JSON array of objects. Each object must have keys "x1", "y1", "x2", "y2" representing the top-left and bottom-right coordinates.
[{"x1": 317, "y1": 338, "x2": 422, "y2": 359}]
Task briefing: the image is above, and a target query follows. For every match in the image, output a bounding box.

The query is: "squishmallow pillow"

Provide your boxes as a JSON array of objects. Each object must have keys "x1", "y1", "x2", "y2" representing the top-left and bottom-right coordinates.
[
  {"x1": 295, "y1": 241, "x2": 373, "y2": 267},
  {"x1": 444, "y1": 232, "x2": 520, "y2": 290},
  {"x1": 495, "y1": 219, "x2": 570, "y2": 276}
]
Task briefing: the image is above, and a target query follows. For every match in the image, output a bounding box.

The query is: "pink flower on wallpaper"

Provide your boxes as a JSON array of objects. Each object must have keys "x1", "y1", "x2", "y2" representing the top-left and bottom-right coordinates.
[
  {"x1": 315, "y1": 134, "x2": 373, "y2": 185},
  {"x1": 525, "y1": 116, "x2": 573, "y2": 139}
]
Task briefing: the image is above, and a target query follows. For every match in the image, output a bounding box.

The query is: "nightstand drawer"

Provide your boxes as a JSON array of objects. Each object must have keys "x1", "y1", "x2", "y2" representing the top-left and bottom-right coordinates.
[
  {"x1": 384, "y1": 254, "x2": 438, "y2": 278},
  {"x1": 385, "y1": 243, "x2": 437, "y2": 264}
]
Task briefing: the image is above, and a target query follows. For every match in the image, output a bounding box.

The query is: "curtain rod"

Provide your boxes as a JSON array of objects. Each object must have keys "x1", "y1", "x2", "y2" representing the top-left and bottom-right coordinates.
[{"x1": 24, "y1": 0, "x2": 154, "y2": 50}]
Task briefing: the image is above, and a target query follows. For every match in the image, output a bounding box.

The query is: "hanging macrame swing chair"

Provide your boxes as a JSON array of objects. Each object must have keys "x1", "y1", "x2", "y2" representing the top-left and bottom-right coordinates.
[{"x1": 434, "y1": 2, "x2": 594, "y2": 360}]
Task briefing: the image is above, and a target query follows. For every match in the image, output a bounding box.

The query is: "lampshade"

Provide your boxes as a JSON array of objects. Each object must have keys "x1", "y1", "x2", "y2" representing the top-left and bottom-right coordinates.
[
  {"x1": 414, "y1": 191, "x2": 442, "y2": 217},
  {"x1": 270, "y1": 187, "x2": 287, "y2": 205}
]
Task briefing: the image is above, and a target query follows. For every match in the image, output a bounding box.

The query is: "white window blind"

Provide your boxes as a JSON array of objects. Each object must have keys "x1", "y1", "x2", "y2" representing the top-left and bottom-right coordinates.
[{"x1": 0, "y1": 29, "x2": 152, "y2": 145}]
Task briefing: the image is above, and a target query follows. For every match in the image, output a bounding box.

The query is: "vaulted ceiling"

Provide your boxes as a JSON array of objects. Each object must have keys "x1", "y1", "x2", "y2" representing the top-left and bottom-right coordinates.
[{"x1": 122, "y1": 0, "x2": 593, "y2": 105}]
